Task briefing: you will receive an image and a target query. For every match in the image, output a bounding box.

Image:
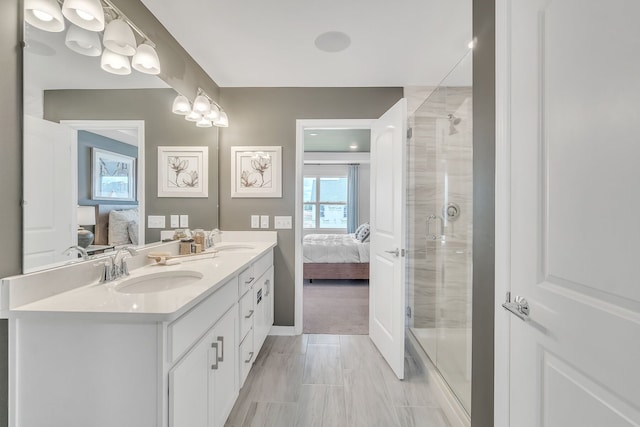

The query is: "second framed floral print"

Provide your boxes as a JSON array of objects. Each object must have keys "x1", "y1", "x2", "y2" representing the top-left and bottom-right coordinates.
[{"x1": 231, "y1": 146, "x2": 282, "y2": 198}]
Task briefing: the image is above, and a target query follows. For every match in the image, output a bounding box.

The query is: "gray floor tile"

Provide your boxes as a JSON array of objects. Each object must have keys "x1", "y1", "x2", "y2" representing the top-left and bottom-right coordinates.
[
  {"x1": 242, "y1": 402, "x2": 298, "y2": 427},
  {"x1": 382, "y1": 356, "x2": 439, "y2": 407},
  {"x1": 303, "y1": 344, "x2": 343, "y2": 385},
  {"x1": 343, "y1": 368, "x2": 399, "y2": 427},
  {"x1": 295, "y1": 384, "x2": 347, "y2": 427},
  {"x1": 395, "y1": 406, "x2": 450, "y2": 427},
  {"x1": 308, "y1": 334, "x2": 341, "y2": 345}
]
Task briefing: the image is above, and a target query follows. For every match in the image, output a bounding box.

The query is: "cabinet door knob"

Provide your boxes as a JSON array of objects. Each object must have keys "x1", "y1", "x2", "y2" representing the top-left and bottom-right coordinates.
[{"x1": 245, "y1": 310, "x2": 255, "y2": 319}]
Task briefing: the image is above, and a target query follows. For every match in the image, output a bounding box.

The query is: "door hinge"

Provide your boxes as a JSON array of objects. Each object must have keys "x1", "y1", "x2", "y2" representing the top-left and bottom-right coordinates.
[
  {"x1": 406, "y1": 127, "x2": 413, "y2": 139},
  {"x1": 401, "y1": 249, "x2": 406, "y2": 257},
  {"x1": 406, "y1": 306, "x2": 412, "y2": 318}
]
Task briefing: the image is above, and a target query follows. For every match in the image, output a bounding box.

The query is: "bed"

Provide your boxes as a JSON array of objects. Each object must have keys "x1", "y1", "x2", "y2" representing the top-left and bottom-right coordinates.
[
  {"x1": 94, "y1": 204, "x2": 140, "y2": 246},
  {"x1": 303, "y1": 232, "x2": 370, "y2": 280}
]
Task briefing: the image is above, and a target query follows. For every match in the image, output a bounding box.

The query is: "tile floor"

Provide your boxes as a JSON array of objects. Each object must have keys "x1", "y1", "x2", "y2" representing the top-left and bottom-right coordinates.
[{"x1": 225, "y1": 334, "x2": 450, "y2": 427}]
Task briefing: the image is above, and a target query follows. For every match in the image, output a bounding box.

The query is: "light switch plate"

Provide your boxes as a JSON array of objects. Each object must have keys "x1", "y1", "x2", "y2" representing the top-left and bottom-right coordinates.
[
  {"x1": 274, "y1": 216, "x2": 293, "y2": 229},
  {"x1": 260, "y1": 215, "x2": 269, "y2": 229},
  {"x1": 251, "y1": 215, "x2": 260, "y2": 228},
  {"x1": 180, "y1": 215, "x2": 189, "y2": 227},
  {"x1": 148, "y1": 215, "x2": 166, "y2": 228},
  {"x1": 170, "y1": 215, "x2": 179, "y2": 228}
]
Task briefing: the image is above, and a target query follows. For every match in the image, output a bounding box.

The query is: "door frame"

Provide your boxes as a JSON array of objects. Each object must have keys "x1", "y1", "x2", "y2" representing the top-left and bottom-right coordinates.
[
  {"x1": 293, "y1": 119, "x2": 375, "y2": 335},
  {"x1": 60, "y1": 120, "x2": 146, "y2": 246},
  {"x1": 494, "y1": 0, "x2": 512, "y2": 424}
]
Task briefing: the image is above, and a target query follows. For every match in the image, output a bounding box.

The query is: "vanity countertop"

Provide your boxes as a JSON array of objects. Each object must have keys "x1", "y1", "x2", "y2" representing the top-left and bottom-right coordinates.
[{"x1": 9, "y1": 241, "x2": 276, "y2": 322}]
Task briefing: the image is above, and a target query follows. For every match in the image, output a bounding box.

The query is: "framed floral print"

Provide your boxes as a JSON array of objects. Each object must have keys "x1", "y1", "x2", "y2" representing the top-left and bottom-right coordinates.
[
  {"x1": 157, "y1": 146, "x2": 208, "y2": 198},
  {"x1": 231, "y1": 146, "x2": 282, "y2": 198}
]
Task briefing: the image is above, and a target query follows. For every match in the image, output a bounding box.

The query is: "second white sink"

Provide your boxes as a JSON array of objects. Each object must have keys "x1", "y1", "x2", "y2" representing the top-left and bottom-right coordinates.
[
  {"x1": 114, "y1": 270, "x2": 203, "y2": 294},
  {"x1": 214, "y1": 243, "x2": 256, "y2": 252}
]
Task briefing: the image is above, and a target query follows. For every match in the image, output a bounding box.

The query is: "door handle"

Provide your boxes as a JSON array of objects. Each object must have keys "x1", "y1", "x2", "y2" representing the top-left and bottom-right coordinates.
[
  {"x1": 245, "y1": 309, "x2": 255, "y2": 319},
  {"x1": 385, "y1": 249, "x2": 400, "y2": 257},
  {"x1": 501, "y1": 292, "x2": 529, "y2": 321},
  {"x1": 427, "y1": 214, "x2": 445, "y2": 241},
  {"x1": 210, "y1": 342, "x2": 219, "y2": 370},
  {"x1": 217, "y1": 336, "x2": 224, "y2": 362}
]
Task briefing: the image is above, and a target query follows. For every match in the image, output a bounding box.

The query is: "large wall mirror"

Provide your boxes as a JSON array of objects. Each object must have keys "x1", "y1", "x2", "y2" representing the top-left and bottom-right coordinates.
[{"x1": 23, "y1": 15, "x2": 220, "y2": 273}]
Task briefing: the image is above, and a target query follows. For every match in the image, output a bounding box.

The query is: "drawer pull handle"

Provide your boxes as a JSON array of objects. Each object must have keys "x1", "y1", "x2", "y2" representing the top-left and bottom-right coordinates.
[
  {"x1": 245, "y1": 277, "x2": 255, "y2": 284},
  {"x1": 265, "y1": 279, "x2": 270, "y2": 296},
  {"x1": 245, "y1": 310, "x2": 254, "y2": 319},
  {"x1": 244, "y1": 351, "x2": 254, "y2": 363},
  {"x1": 210, "y1": 342, "x2": 219, "y2": 370},
  {"x1": 217, "y1": 336, "x2": 224, "y2": 362}
]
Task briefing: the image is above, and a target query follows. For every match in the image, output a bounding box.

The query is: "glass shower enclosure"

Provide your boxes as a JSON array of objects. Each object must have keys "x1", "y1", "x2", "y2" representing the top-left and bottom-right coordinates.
[{"x1": 406, "y1": 51, "x2": 473, "y2": 415}]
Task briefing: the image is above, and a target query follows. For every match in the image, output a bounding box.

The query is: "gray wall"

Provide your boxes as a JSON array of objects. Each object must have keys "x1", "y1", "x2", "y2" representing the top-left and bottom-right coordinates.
[
  {"x1": 44, "y1": 88, "x2": 220, "y2": 243},
  {"x1": 471, "y1": 0, "x2": 495, "y2": 425},
  {"x1": 218, "y1": 87, "x2": 402, "y2": 326},
  {"x1": 0, "y1": 2, "x2": 20, "y2": 424}
]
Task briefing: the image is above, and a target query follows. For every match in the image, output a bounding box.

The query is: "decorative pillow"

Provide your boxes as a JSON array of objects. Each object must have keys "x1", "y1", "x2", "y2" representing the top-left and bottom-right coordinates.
[
  {"x1": 354, "y1": 223, "x2": 367, "y2": 237},
  {"x1": 127, "y1": 220, "x2": 139, "y2": 246},
  {"x1": 108, "y1": 208, "x2": 138, "y2": 246},
  {"x1": 356, "y1": 223, "x2": 370, "y2": 242}
]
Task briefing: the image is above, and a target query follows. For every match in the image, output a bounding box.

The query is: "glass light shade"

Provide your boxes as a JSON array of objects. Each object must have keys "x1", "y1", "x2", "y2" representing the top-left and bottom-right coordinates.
[
  {"x1": 62, "y1": 0, "x2": 105, "y2": 32},
  {"x1": 172, "y1": 95, "x2": 191, "y2": 115},
  {"x1": 204, "y1": 108, "x2": 220, "y2": 121},
  {"x1": 100, "y1": 49, "x2": 131, "y2": 75},
  {"x1": 103, "y1": 19, "x2": 137, "y2": 56},
  {"x1": 196, "y1": 117, "x2": 213, "y2": 128},
  {"x1": 25, "y1": 0, "x2": 65, "y2": 32},
  {"x1": 77, "y1": 206, "x2": 96, "y2": 226},
  {"x1": 185, "y1": 110, "x2": 202, "y2": 122},
  {"x1": 65, "y1": 24, "x2": 102, "y2": 56},
  {"x1": 193, "y1": 95, "x2": 211, "y2": 114},
  {"x1": 132, "y1": 43, "x2": 161, "y2": 75},
  {"x1": 214, "y1": 111, "x2": 229, "y2": 128}
]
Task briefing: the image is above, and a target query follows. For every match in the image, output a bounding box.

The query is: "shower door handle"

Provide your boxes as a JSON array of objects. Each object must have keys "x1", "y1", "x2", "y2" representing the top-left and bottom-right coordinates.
[
  {"x1": 501, "y1": 292, "x2": 529, "y2": 321},
  {"x1": 385, "y1": 248, "x2": 400, "y2": 257},
  {"x1": 426, "y1": 214, "x2": 444, "y2": 241}
]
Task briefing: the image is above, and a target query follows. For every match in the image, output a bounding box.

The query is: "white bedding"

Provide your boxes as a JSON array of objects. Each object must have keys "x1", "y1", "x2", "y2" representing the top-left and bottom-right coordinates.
[{"x1": 303, "y1": 233, "x2": 370, "y2": 263}]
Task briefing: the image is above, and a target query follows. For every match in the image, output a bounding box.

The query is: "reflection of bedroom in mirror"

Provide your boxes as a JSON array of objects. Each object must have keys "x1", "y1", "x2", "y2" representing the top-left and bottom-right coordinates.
[
  {"x1": 22, "y1": 17, "x2": 164, "y2": 273},
  {"x1": 300, "y1": 124, "x2": 372, "y2": 335}
]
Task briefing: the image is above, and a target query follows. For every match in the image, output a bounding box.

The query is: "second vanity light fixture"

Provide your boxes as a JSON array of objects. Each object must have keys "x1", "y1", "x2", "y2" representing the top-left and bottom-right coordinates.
[
  {"x1": 24, "y1": 0, "x2": 161, "y2": 76},
  {"x1": 172, "y1": 88, "x2": 229, "y2": 128}
]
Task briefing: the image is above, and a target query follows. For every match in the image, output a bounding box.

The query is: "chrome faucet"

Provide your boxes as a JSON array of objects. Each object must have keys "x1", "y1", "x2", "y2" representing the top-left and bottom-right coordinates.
[
  {"x1": 63, "y1": 245, "x2": 89, "y2": 261},
  {"x1": 101, "y1": 247, "x2": 139, "y2": 283}
]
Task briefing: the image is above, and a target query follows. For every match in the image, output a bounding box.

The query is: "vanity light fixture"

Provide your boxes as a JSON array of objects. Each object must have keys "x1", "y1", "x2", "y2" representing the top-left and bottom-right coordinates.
[
  {"x1": 25, "y1": 0, "x2": 65, "y2": 32},
  {"x1": 172, "y1": 94, "x2": 191, "y2": 115},
  {"x1": 62, "y1": 0, "x2": 105, "y2": 32},
  {"x1": 132, "y1": 42, "x2": 161, "y2": 75},
  {"x1": 101, "y1": 49, "x2": 131, "y2": 75},
  {"x1": 172, "y1": 88, "x2": 229, "y2": 128},
  {"x1": 65, "y1": 24, "x2": 102, "y2": 56},
  {"x1": 103, "y1": 18, "x2": 137, "y2": 56}
]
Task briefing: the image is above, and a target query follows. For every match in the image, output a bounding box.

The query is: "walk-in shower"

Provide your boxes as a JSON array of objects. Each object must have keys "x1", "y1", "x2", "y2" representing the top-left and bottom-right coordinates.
[{"x1": 406, "y1": 51, "x2": 473, "y2": 417}]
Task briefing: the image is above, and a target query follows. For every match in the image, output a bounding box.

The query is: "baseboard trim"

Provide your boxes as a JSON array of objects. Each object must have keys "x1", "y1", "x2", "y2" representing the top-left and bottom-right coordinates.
[
  {"x1": 406, "y1": 331, "x2": 471, "y2": 427},
  {"x1": 268, "y1": 326, "x2": 298, "y2": 336}
]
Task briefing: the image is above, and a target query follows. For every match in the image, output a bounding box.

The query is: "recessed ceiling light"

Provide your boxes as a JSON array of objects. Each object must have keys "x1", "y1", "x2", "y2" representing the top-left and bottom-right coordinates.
[
  {"x1": 314, "y1": 31, "x2": 351, "y2": 53},
  {"x1": 309, "y1": 132, "x2": 318, "y2": 136}
]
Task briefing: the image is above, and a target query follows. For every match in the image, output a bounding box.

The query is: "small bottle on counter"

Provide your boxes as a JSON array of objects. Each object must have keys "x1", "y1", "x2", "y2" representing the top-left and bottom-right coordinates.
[
  {"x1": 193, "y1": 229, "x2": 206, "y2": 248},
  {"x1": 173, "y1": 229, "x2": 187, "y2": 240}
]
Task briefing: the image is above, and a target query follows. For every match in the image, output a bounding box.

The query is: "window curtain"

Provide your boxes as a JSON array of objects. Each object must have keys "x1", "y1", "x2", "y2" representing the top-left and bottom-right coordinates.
[{"x1": 347, "y1": 164, "x2": 359, "y2": 233}]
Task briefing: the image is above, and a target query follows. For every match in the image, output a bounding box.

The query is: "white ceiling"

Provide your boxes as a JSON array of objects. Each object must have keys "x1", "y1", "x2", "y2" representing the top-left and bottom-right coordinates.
[{"x1": 141, "y1": 0, "x2": 472, "y2": 87}]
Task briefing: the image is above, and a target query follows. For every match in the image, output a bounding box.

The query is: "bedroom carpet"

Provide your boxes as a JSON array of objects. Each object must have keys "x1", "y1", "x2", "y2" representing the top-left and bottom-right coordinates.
[{"x1": 303, "y1": 279, "x2": 369, "y2": 335}]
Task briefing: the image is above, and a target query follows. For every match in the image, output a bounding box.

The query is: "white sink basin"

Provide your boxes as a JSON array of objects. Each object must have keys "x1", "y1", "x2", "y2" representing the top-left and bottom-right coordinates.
[
  {"x1": 214, "y1": 243, "x2": 256, "y2": 252},
  {"x1": 114, "y1": 270, "x2": 203, "y2": 294}
]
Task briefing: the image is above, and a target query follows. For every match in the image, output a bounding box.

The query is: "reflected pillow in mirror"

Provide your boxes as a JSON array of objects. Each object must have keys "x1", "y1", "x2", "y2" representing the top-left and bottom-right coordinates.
[
  {"x1": 127, "y1": 220, "x2": 139, "y2": 246},
  {"x1": 109, "y1": 208, "x2": 139, "y2": 246}
]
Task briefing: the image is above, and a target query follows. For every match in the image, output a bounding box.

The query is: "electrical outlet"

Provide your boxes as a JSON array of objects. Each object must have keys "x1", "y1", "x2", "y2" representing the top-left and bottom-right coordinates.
[
  {"x1": 251, "y1": 215, "x2": 260, "y2": 228},
  {"x1": 148, "y1": 215, "x2": 166, "y2": 228},
  {"x1": 274, "y1": 216, "x2": 292, "y2": 229},
  {"x1": 180, "y1": 215, "x2": 189, "y2": 227},
  {"x1": 170, "y1": 215, "x2": 180, "y2": 228},
  {"x1": 260, "y1": 215, "x2": 269, "y2": 229}
]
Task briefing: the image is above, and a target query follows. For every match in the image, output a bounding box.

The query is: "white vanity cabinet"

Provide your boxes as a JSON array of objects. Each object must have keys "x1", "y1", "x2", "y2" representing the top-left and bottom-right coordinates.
[{"x1": 169, "y1": 305, "x2": 237, "y2": 427}]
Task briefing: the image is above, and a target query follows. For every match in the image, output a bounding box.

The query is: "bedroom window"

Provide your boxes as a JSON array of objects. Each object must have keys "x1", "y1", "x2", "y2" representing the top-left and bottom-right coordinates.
[{"x1": 303, "y1": 176, "x2": 348, "y2": 230}]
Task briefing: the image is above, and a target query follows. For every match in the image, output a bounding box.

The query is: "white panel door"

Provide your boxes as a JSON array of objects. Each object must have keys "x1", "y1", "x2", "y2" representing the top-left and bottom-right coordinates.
[
  {"x1": 505, "y1": 0, "x2": 640, "y2": 424},
  {"x1": 369, "y1": 99, "x2": 407, "y2": 380},
  {"x1": 23, "y1": 115, "x2": 75, "y2": 272}
]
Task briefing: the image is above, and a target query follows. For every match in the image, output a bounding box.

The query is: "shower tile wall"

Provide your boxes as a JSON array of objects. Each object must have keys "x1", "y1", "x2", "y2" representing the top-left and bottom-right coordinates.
[{"x1": 405, "y1": 85, "x2": 473, "y2": 412}]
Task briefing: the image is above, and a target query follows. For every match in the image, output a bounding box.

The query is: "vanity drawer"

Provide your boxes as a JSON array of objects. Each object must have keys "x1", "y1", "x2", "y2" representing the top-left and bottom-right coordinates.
[
  {"x1": 239, "y1": 328, "x2": 254, "y2": 388},
  {"x1": 239, "y1": 287, "x2": 254, "y2": 340},
  {"x1": 238, "y1": 266, "x2": 255, "y2": 296},
  {"x1": 168, "y1": 277, "x2": 237, "y2": 363},
  {"x1": 252, "y1": 251, "x2": 273, "y2": 283}
]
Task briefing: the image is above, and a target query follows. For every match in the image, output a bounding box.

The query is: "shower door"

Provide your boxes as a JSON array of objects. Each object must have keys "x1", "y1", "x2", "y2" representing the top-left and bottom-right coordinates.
[{"x1": 407, "y1": 52, "x2": 473, "y2": 414}]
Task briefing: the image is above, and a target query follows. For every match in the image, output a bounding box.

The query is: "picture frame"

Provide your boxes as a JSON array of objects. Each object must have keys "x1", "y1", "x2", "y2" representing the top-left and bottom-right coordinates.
[
  {"x1": 91, "y1": 148, "x2": 136, "y2": 201},
  {"x1": 231, "y1": 146, "x2": 282, "y2": 198},
  {"x1": 157, "y1": 146, "x2": 208, "y2": 198}
]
